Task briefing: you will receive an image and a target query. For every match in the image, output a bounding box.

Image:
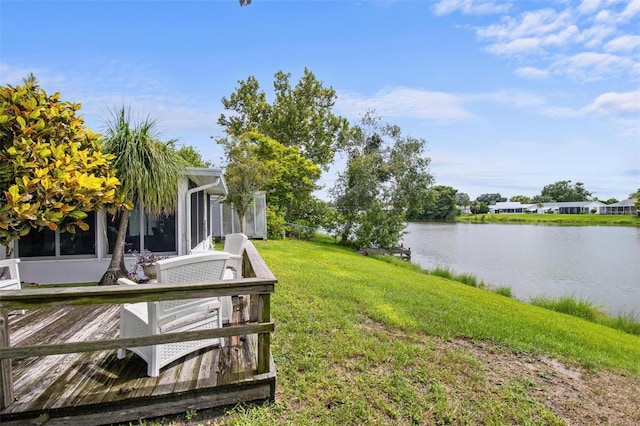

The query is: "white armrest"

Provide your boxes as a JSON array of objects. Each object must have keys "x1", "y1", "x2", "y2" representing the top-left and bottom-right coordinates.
[{"x1": 118, "y1": 277, "x2": 139, "y2": 286}]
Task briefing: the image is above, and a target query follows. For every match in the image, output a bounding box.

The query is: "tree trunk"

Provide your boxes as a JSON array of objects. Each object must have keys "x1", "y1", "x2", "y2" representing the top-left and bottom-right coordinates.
[
  {"x1": 239, "y1": 213, "x2": 245, "y2": 234},
  {"x1": 98, "y1": 209, "x2": 130, "y2": 286}
]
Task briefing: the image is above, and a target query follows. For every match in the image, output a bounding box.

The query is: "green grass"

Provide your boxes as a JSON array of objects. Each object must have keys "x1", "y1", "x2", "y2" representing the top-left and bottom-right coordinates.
[
  {"x1": 212, "y1": 238, "x2": 640, "y2": 425},
  {"x1": 530, "y1": 295, "x2": 640, "y2": 336},
  {"x1": 457, "y1": 213, "x2": 640, "y2": 226},
  {"x1": 430, "y1": 266, "x2": 486, "y2": 288}
]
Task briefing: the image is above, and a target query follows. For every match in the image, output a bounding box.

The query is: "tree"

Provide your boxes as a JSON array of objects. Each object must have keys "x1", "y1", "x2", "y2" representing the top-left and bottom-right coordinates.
[
  {"x1": 217, "y1": 68, "x2": 349, "y2": 171},
  {"x1": 603, "y1": 198, "x2": 619, "y2": 205},
  {"x1": 411, "y1": 186, "x2": 458, "y2": 220},
  {"x1": 509, "y1": 195, "x2": 532, "y2": 204},
  {"x1": 538, "y1": 180, "x2": 592, "y2": 202},
  {"x1": 631, "y1": 188, "x2": 640, "y2": 211},
  {"x1": 221, "y1": 131, "x2": 321, "y2": 236},
  {"x1": 0, "y1": 76, "x2": 120, "y2": 258},
  {"x1": 456, "y1": 192, "x2": 471, "y2": 208},
  {"x1": 223, "y1": 133, "x2": 270, "y2": 233},
  {"x1": 176, "y1": 145, "x2": 212, "y2": 168},
  {"x1": 332, "y1": 112, "x2": 432, "y2": 249},
  {"x1": 470, "y1": 201, "x2": 489, "y2": 214},
  {"x1": 98, "y1": 107, "x2": 187, "y2": 285},
  {"x1": 476, "y1": 193, "x2": 506, "y2": 205}
]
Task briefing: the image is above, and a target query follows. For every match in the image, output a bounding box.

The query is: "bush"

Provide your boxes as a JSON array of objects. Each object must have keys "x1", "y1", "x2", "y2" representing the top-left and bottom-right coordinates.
[{"x1": 266, "y1": 206, "x2": 286, "y2": 240}]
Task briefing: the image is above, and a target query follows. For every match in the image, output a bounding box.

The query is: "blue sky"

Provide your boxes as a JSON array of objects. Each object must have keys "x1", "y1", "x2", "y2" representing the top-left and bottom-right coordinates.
[{"x1": 1, "y1": 0, "x2": 639, "y2": 201}]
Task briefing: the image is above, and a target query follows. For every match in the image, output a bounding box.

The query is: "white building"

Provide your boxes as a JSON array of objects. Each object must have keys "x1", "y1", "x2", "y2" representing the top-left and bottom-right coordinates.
[
  {"x1": 489, "y1": 201, "x2": 606, "y2": 215},
  {"x1": 2, "y1": 168, "x2": 230, "y2": 284}
]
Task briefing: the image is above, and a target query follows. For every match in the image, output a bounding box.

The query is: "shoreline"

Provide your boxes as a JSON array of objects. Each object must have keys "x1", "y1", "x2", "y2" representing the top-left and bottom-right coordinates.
[{"x1": 454, "y1": 213, "x2": 640, "y2": 227}]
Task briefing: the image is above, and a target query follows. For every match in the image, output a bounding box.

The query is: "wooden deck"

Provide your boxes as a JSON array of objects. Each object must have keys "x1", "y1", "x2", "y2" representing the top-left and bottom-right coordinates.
[{"x1": 0, "y1": 242, "x2": 276, "y2": 425}]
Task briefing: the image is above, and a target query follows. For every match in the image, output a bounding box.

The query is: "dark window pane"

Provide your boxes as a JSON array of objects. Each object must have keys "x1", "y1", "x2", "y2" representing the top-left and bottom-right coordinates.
[
  {"x1": 18, "y1": 227, "x2": 55, "y2": 257},
  {"x1": 60, "y1": 212, "x2": 96, "y2": 255},
  {"x1": 123, "y1": 209, "x2": 141, "y2": 254},
  {"x1": 143, "y1": 212, "x2": 176, "y2": 252}
]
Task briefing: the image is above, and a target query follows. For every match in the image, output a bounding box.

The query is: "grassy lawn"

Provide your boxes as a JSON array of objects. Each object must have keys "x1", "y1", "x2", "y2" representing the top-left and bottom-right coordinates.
[
  {"x1": 457, "y1": 213, "x2": 640, "y2": 226},
  {"x1": 192, "y1": 238, "x2": 639, "y2": 425}
]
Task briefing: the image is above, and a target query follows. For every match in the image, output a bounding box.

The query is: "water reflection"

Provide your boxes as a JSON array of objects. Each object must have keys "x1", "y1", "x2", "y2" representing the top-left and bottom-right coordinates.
[{"x1": 402, "y1": 223, "x2": 640, "y2": 318}]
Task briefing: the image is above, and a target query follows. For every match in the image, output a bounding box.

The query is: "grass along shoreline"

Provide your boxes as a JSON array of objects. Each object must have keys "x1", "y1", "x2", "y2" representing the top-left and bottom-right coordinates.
[
  {"x1": 251, "y1": 238, "x2": 639, "y2": 424},
  {"x1": 138, "y1": 237, "x2": 639, "y2": 425},
  {"x1": 410, "y1": 263, "x2": 640, "y2": 336},
  {"x1": 456, "y1": 212, "x2": 640, "y2": 226}
]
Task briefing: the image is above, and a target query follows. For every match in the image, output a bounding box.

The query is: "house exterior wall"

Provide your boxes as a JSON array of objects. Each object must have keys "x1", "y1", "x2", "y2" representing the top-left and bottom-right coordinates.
[
  {"x1": 600, "y1": 199, "x2": 638, "y2": 215},
  {"x1": 488, "y1": 201, "x2": 606, "y2": 214},
  {"x1": 3, "y1": 169, "x2": 226, "y2": 285}
]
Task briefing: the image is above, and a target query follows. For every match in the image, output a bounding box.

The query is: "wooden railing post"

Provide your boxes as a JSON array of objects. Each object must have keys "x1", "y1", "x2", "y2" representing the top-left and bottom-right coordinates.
[
  {"x1": 0, "y1": 308, "x2": 13, "y2": 409},
  {"x1": 257, "y1": 293, "x2": 271, "y2": 374}
]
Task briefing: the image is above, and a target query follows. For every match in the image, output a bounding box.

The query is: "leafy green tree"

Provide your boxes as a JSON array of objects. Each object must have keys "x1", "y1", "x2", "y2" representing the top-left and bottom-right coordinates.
[
  {"x1": 176, "y1": 145, "x2": 212, "y2": 168},
  {"x1": 603, "y1": 198, "x2": 619, "y2": 205},
  {"x1": 476, "y1": 193, "x2": 506, "y2": 205},
  {"x1": 538, "y1": 180, "x2": 592, "y2": 202},
  {"x1": 99, "y1": 107, "x2": 187, "y2": 285},
  {"x1": 0, "y1": 76, "x2": 120, "y2": 258},
  {"x1": 470, "y1": 201, "x2": 489, "y2": 214},
  {"x1": 413, "y1": 186, "x2": 459, "y2": 220},
  {"x1": 509, "y1": 195, "x2": 532, "y2": 204},
  {"x1": 531, "y1": 194, "x2": 554, "y2": 204},
  {"x1": 253, "y1": 133, "x2": 322, "y2": 221},
  {"x1": 456, "y1": 192, "x2": 471, "y2": 208},
  {"x1": 217, "y1": 68, "x2": 349, "y2": 170},
  {"x1": 631, "y1": 189, "x2": 640, "y2": 211},
  {"x1": 332, "y1": 112, "x2": 432, "y2": 249},
  {"x1": 220, "y1": 131, "x2": 321, "y2": 235},
  {"x1": 223, "y1": 134, "x2": 270, "y2": 233}
]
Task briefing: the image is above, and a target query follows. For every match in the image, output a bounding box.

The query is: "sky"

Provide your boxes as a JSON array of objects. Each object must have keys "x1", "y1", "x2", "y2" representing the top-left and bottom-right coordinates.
[{"x1": 1, "y1": 0, "x2": 639, "y2": 202}]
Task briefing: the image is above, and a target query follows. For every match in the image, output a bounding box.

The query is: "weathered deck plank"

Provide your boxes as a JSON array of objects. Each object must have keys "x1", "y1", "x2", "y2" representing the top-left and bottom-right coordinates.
[{"x1": 0, "y1": 302, "x2": 275, "y2": 425}]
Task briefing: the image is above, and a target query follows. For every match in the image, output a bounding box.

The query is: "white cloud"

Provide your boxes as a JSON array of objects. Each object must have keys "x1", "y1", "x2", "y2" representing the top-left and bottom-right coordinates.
[
  {"x1": 541, "y1": 90, "x2": 640, "y2": 127},
  {"x1": 605, "y1": 34, "x2": 640, "y2": 51},
  {"x1": 594, "y1": 0, "x2": 640, "y2": 23},
  {"x1": 467, "y1": 90, "x2": 546, "y2": 108},
  {"x1": 583, "y1": 90, "x2": 640, "y2": 116},
  {"x1": 478, "y1": 9, "x2": 572, "y2": 41},
  {"x1": 335, "y1": 87, "x2": 476, "y2": 122},
  {"x1": 578, "y1": 0, "x2": 602, "y2": 15},
  {"x1": 486, "y1": 37, "x2": 543, "y2": 55},
  {"x1": 551, "y1": 52, "x2": 637, "y2": 80},
  {"x1": 515, "y1": 66, "x2": 550, "y2": 79},
  {"x1": 576, "y1": 24, "x2": 617, "y2": 48},
  {"x1": 432, "y1": 0, "x2": 511, "y2": 16}
]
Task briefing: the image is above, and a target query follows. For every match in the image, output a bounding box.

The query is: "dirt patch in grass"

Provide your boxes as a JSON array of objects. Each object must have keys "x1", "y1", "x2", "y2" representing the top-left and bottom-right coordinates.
[{"x1": 441, "y1": 338, "x2": 640, "y2": 425}]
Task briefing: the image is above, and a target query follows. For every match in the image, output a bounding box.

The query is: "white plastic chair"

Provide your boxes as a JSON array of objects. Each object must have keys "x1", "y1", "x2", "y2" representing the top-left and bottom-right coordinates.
[
  {"x1": 0, "y1": 258, "x2": 24, "y2": 314},
  {"x1": 117, "y1": 251, "x2": 230, "y2": 377},
  {"x1": 223, "y1": 233, "x2": 248, "y2": 278}
]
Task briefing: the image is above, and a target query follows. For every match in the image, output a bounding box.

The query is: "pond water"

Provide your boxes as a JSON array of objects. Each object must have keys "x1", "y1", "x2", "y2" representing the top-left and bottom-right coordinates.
[{"x1": 401, "y1": 222, "x2": 640, "y2": 318}]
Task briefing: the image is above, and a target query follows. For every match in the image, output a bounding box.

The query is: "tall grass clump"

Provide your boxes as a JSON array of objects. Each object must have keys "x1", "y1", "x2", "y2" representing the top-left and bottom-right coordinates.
[
  {"x1": 455, "y1": 272, "x2": 485, "y2": 288},
  {"x1": 430, "y1": 266, "x2": 454, "y2": 280},
  {"x1": 491, "y1": 286, "x2": 513, "y2": 298},
  {"x1": 530, "y1": 296, "x2": 605, "y2": 321},
  {"x1": 430, "y1": 267, "x2": 484, "y2": 288},
  {"x1": 530, "y1": 295, "x2": 640, "y2": 336}
]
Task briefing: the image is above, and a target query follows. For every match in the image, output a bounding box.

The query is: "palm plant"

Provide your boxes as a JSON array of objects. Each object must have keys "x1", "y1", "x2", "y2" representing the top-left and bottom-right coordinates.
[{"x1": 98, "y1": 107, "x2": 186, "y2": 285}]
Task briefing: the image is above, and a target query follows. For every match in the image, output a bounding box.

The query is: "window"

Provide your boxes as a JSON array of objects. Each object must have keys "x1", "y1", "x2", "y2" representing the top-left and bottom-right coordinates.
[
  {"x1": 106, "y1": 209, "x2": 176, "y2": 255},
  {"x1": 18, "y1": 212, "x2": 96, "y2": 258}
]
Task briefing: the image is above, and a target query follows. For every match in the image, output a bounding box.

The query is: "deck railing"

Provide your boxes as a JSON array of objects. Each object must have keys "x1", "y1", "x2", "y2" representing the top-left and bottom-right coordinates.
[{"x1": 0, "y1": 241, "x2": 276, "y2": 409}]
